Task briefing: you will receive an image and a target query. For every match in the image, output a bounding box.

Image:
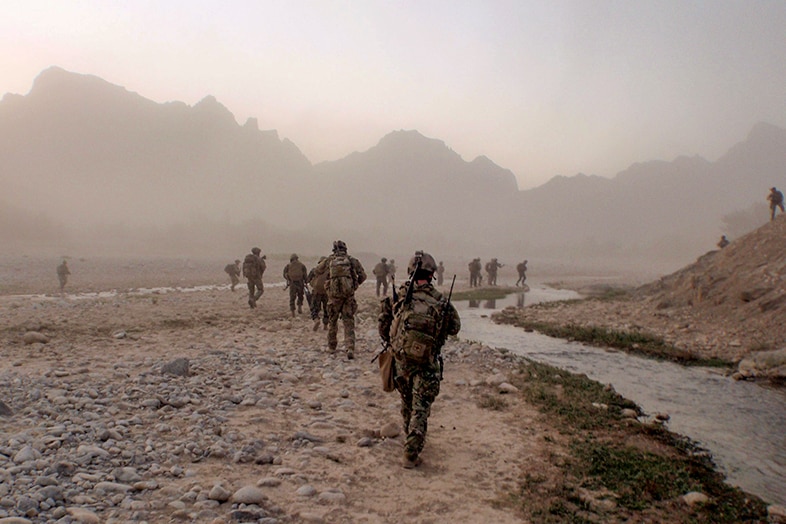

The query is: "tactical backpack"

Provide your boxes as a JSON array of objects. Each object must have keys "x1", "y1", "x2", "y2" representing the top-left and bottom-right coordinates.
[
  {"x1": 392, "y1": 291, "x2": 443, "y2": 364},
  {"x1": 328, "y1": 254, "x2": 356, "y2": 299},
  {"x1": 242, "y1": 254, "x2": 258, "y2": 279}
]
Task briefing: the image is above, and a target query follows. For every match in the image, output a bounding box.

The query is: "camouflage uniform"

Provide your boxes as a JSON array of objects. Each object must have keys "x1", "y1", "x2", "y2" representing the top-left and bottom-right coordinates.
[
  {"x1": 243, "y1": 248, "x2": 266, "y2": 309},
  {"x1": 387, "y1": 260, "x2": 396, "y2": 285},
  {"x1": 468, "y1": 258, "x2": 482, "y2": 287},
  {"x1": 313, "y1": 241, "x2": 367, "y2": 359},
  {"x1": 768, "y1": 187, "x2": 785, "y2": 221},
  {"x1": 57, "y1": 260, "x2": 70, "y2": 291},
  {"x1": 283, "y1": 254, "x2": 308, "y2": 316},
  {"x1": 373, "y1": 258, "x2": 389, "y2": 297},
  {"x1": 485, "y1": 258, "x2": 503, "y2": 286},
  {"x1": 378, "y1": 253, "x2": 461, "y2": 467},
  {"x1": 515, "y1": 260, "x2": 528, "y2": 287},
  {"x1": 307, "y1": 258, "x2": 329, "y2": 330},
  {"x1": 225, "y1": 260, "x2": 241, "y2": 291}
]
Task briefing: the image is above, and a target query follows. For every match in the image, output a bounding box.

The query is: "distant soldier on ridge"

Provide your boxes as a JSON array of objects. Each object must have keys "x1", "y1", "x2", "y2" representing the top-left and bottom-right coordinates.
[
  {"x1": 717, "y1": 236, "x2": 730, "y2": 249},
  {"x1": 436, "y1": 261, "x2": 445, "y2": 286},
  {"x1": 768, "y1": 187, "x2": 784, "y2": 221}
]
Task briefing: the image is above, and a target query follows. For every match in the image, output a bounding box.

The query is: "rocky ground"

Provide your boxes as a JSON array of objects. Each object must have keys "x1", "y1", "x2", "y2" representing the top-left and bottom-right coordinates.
[{"x1": 0, "y1": 256, "x2": 783, "y2": 523}]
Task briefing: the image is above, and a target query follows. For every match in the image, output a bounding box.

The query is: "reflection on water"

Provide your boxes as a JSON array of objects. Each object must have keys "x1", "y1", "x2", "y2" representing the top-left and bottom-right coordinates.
[{"x1": 456, "y1": 287, "x2": 786, "y2": 506}]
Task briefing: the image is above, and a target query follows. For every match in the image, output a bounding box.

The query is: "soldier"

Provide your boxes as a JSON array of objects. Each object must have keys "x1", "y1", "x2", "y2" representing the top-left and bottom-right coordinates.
[
  {"x1": 468, "y1": 258, "x2": 481, "y2": 287},
  {"x1": 717, "y1": 236, "x2": 730, "y2": 249},
  {"x1": 768, "y1": 187, "x2": 784, "y2": 221},
  {"x1": 373, "y1": 257, "x2": 390, "y2": 297},
  {"x1": 378, "y1": 251, "x2": 461, "y2": 468},
  {"x1": 312, "y1": 240, "x2": 367, "y2": 359},
  {"x1": 436, "y1": 261, "x2": 445, "y2": 286},
  {"x1": 485, "y1": 258, "x2": 503, "y2": 286},
  {"x1": 307, "y1": 257, "x2": 329, "y2": 331},
  {"x1": 242, "y1": 247, "x2": 266, "y2": 309},
  {"x1": 515, "y1": 260, "x2": 528, "y2": 287},
  {"x1": 387, "y1": 259, "x2": 397, "y2": 285},
  {"x1": 56, "y1": 259, "x2": 70, "y2": 292},
  {"x1": 224, "y1": 259, "x2": 241, "y2": 291},
  {"x1": 283, "y1": 253, "x2": 308, "y2": 317}
]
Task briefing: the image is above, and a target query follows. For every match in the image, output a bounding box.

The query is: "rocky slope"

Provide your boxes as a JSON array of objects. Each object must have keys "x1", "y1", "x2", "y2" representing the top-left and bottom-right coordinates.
[{"x1": 495, "y1": 215, "x2": 786, "y2": 380}]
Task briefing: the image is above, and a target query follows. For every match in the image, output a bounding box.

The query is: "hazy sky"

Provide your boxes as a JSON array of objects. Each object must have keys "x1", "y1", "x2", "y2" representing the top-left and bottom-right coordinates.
[{"x1": 2, "y1": 1, "x2": 786, "y2": 189}]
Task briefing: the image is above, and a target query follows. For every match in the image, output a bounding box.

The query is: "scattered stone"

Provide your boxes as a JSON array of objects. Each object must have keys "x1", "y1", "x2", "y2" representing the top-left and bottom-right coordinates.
[
  {"x1": 0, "y1": 401, "x2": 13, "y2": 417},
  {"x1": 379, "y1": 422, "x2": 400, "y2": 438},
  {"x1": 498, "y1": 382, "x2": 519, "y2": 394},
  {"x1": 768, "y1": 504, "x2": 786, "y2": 524},
  {"x1": 22, "y1": 331, "x2": 48, "y2": 345},
  {"x1": 231, "y1": 485, "x2": 267, "y2": 505},
  {"x1": 682, "y1": 491, "x2": 709, "y2": 506},
  {"x1": 208, "y1": 484, "x2": 231, "y2": 502},
  {"x1": 161, "y1": 358, "x2": 190, "y2": 377},
  {"x1": 296, "y1": 484, "x2": 317, "y2": 497}
]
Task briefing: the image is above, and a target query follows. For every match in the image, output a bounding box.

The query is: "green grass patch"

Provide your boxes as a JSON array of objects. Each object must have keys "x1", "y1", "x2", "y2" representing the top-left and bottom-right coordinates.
[
  {"x1": 497, "y1": 317, "x2": 732, "y2": 368},
  {"x1": 477, "y1": 391, "x2": 508, "y2": 411},
  {"x1": 495, "y1": 358, "x2": 768, "y2": 522},
  {"x1": 452, "y1": 287, "x2": 515, "y2": 301}
]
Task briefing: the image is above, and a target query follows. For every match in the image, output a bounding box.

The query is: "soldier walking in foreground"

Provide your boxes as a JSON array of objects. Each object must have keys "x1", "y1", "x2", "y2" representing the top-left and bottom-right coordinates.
[
  {"x1": 57, "y1": 259, "x2": 70, "y2": 292},
  {"x1": 242, "y1": 247, "x2": 266, "y2": 309},
  {"x1": 307, "y1": 257, "x2": 329, "y2": 331},
  {"x1": 768, "y1": 187, "x2": 785, "y2": 221},
  {"x1": 224, "y1": 259, "x2": 241, "y2": 291},
  {"x1": 373, "y1": 257, "x2": 390, "y2": 297},
  {"x1": 312, "y1": 240, "x2": 367, "y2": 359},
  {"x1": 283, "y1": 253, "x2": 308, "y2": 317},
  {"x1": 378, "y1": 251, "x2": 461, "y2": 468}
]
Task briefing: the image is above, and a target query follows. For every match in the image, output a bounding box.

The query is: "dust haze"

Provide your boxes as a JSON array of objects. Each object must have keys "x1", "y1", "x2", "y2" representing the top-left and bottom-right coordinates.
[{"x1": 2, "y1": 69, "x2": 785, "y2": 286}]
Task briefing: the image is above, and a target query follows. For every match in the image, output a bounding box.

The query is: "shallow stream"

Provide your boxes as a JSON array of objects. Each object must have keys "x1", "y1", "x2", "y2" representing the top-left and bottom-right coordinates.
[{"x1": 456, "y1": 287, "x2": 786, "y2": 506}]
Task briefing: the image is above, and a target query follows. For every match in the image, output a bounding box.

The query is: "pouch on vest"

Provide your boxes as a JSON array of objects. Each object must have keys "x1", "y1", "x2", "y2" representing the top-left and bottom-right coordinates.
[
  {"x1": 328, "y1": 254, "x2": 355, "y2": 298},
  {"x1": 393, "y1": 293, "x2": 441, "y2": 364}
]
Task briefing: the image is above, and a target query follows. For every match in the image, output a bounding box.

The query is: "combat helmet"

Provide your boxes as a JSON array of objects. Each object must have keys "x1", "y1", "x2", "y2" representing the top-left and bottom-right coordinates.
[
  {"x1": 235, "y1": 259, "x2": 241, "y2": 264},
  {"x1": 333, "y1": 240, "x2": 347, "y2": 253},
  {"x1": 381, "y1": 257, "x2": 387, "y2": 262},
  {"x1": 407, "y1": 251, "x2": 437, "y2": 277},
  {"x1": 251, "y1": 247, "x2": 261, "y2": 255},
  {"x1": 290, "y1": 253, "x2": 299, "y2": 261}
]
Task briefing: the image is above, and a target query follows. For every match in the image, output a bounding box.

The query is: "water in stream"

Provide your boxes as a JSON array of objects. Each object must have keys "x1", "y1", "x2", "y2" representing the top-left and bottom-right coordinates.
[{"x1": 456, "y1": 287, "x2": 786, "y2": 506}]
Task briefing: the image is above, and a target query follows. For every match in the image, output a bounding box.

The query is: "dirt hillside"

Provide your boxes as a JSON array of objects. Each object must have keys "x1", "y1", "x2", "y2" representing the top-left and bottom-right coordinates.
[{"x1": 497, "y1": 215, "x2": 786, "y2": 379}]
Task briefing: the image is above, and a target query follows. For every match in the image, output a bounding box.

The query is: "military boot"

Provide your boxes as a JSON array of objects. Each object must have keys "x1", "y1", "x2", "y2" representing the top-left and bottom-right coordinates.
[
  {"x1": 291, "y1": 309, "x2": 295, "y2": 318},
  {"x1": 298, "y1": 305, "x2": 302, "y2": 314},
  {"x1": 402, "y1": 453, "x2": 422, "y2": 469},
  {"x1": 313, "y1": 319, "x2": 320, "y2": 331}
]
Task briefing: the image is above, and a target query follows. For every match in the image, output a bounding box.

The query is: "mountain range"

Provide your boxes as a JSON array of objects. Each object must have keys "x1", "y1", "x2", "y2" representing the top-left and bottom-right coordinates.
[{"x1": 2, "y1": 67, "x2": 785, "y2": 270}]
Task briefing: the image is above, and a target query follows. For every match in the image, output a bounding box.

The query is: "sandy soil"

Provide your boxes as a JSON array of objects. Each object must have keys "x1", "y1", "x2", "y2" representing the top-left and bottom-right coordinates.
[
  {"x1": 0, "y1": 256, "x2": 566, "y2": 523},
  {"x1": 1, "y1": 255, "x2": 776, "y2": 523}
]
